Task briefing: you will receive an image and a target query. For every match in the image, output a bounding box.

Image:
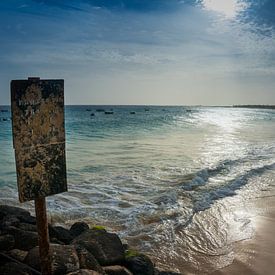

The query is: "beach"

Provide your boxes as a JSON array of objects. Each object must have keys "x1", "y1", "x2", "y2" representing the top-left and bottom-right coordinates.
[
  {"x1": 214, "y1": 187, "x2": 275, "y2": 275},
  {"x1": 0, "y1": 106, "x2": 275, "y2": 274}
]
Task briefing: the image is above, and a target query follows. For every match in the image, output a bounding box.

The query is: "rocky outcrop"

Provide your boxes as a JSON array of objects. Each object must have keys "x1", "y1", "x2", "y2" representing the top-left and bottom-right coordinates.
[
  {"x1": 0, "y1": 262, "x2": 32, "y2": 275},
  {"x1": 67, "y1": 270, "x2": 101, "y2": 275},
  {"x1": 103, "y1": 265, "x2": 133, "y2": 275},
  {"x1": 70, "y1": 222, "x2": 89, "y2": 238},
  {"x1": 0, "y1": 205, "x2": 181, "y2": 275},
  {"x1": 49, "y1": 225, "x2": 74, "y2": 244},
  {"x1": 6, "y1": 226, "x2": 38, "y2": 250},
  {"x1": 7, "y1": 249, "x2": 28, "y2": 262},
  {"x1": 72, "y1": 228, "x2": 124, "y2": 266},
  {"x1": 75, "y1": 245, "x2": 105, "y2": 274},
  {"x1": 124, "y1": 253, "x2": 154, "y2": 275},
  {"x1": 0, "y1": 234, "x2": 15, "y2": 251},
  {"x1": 25, "y1": 244, "x2": 80, "y2": 274}
]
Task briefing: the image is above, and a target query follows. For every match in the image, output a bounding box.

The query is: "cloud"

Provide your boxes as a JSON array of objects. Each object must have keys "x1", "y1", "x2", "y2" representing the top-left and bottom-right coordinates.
[
  {"x1": 0, "y1": 0, "x2": 274, "y2": 105},
  {"x1": 32, "y1": 0, "x2": 187, "y2": 12}
]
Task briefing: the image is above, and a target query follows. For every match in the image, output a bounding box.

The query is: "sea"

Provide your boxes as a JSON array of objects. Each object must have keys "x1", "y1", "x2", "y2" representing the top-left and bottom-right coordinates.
[{"x1": 0, "y1": 106, "x2": 275, "y2": 273}]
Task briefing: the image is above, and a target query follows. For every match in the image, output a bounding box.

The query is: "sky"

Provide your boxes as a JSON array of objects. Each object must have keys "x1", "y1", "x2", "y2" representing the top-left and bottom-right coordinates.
[{"x1": 0, "y1": 0, "x2": 274, "y2": 105}]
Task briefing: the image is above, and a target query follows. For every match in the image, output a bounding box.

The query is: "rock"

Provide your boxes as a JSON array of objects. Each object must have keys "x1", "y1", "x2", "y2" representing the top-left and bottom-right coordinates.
[
  {"x1": 72, "y1": 229, "x2": 124, "y2": 266},
  {"x1": 155, "y1": 271, "x2": 182, "y2": 275},
  {"x1": 25, "y1": 244, "x2": 80, "y2": 274},
  {"x1": 7, "y1": 249, "x2": 28, "y2": 262},
  {"x1": 70, "y1": 222, "x2": 89, "y2": 238},
  {"x1": 6, "y1": 226, "x2": 38, "y2": 250},
  {"x1": 0, "y1": 253, "x2": 9, "y2": 266},
  {"x1": 0, "y1": 205, "x2": 36, "y2": 225},
  {"x1": 49, "y1": 225, "x2": 73, "y2": 244},
  {"x1": 122, "y1": 244, "x2": 129, "y2": 251},
  {"x1": 66, "y1": 270, "x2": 101, "y2": 275},
  {"x1": 74, "y1": 245, "x2": 104, "y2": 274},
  {"x1": 50, "y1": 237, "x2": 65, "y2": 245},
  {"x1": 18, "y1": 214, "x2": 36, "y2": 225},
  {"x1": 0, "y1": 262, "x2": 32, "y2": 275},
  {"x1": 24, "y1": 246, "x2": 43, "y2": 271},
  {"x1": 18, "y1": 223, "x2": 37, "y2": 232},
  {"x1": 0, "y1": 234, "x2": 15, "y2": 251},
  {"x1": 124, "y1": 254, "x2": 154, "y2": 275},
  {"x1": 51, "y1": 244, "x2": 80, "y2": 274},
  {"x1": 103, "y1": 265, "x2": 133, "y2": 275},
  {"x1": 0, "y1": 205, "x2": 30, "y2": 219},
  {"x1": 0, "y1": 216, "x2": 20, "y2": 230}
]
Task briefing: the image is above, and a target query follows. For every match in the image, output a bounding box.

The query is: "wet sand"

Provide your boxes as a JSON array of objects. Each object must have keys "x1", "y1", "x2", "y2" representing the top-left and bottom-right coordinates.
[{"x1": 213, "y1": 195, "x2": 275, "y2": 275}]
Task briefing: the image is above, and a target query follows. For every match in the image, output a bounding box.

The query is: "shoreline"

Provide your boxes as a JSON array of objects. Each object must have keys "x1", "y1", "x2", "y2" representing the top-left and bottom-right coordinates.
[
  {"x1": 0, "y1": 204, "x2": 180, "y2": 275},
  {"x1": 1, "y1": 187, "x2": 275, "y2": 274},
  {"x1": 213, "y1": 192, "x2": 275, "y2": 275}
]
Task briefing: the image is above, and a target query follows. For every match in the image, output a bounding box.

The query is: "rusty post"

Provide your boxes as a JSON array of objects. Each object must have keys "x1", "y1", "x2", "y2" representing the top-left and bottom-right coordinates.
[{"x1": 35, "y1": 197, "x2": 52, "y2": 275}]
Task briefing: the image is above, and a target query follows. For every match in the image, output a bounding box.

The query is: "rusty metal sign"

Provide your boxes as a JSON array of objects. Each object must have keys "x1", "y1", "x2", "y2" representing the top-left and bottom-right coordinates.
[{"x1": 11, "y1": 77, "x2": 67, "y2": 202}]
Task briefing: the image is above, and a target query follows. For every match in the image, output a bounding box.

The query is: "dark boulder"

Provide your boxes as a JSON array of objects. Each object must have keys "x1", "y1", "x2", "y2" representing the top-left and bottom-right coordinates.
[
  {"x1": 70, "y1": 222, "x2": 89, "y2": 238},
  {"x1": 6, "y1": 226, "x2": 38, "y2": 250},
  {"x1": 18, "y1": 214, "x2": 36, "y2": 225},
  {"x1": 72, "y1": 228, "x2": 124, "y2": 266},
  {"x1": 124, "y1": 253, "x2": 154, "y2": 275},
  {"x1": 155, "y1": 270, "x2": 182, "y2": 275},
  {"x1": 0, "y1": 234, "x2": 15, "y2": 251},
  {"x1": 25, "y1": 244, "x2": 80, "y2": 274},
  {"x1": 0, "y1": 262, "x2": 32, "y2": 275},
  {"x1": 0, "y1": 215, "x2": 20, "y2": 230},
  {"x1": 0, "y1": 205, "x2": 30, "y2": 219},
  {"x1": 67, "y1": 270, "x2": 101, "y2": 275},
  {"x1": 49, "y1": 225, "x2": 73, "y2": 244},
  {"x1": 0, "y1": 205, "x2": 36, "y2": 225},
  {"x1": 155, "y1": 271, "x2": 182, "y2": 275},
  {"x1": 103, "y1": 265, "x2": 133, "y2": 275},
  {"x1": 18, "y1": 223, "x2": 37, "y2": 232},
  {"x1": 7, "y1": 249, "x2": 28, "y2": 262},
  {"x1": 74, "y1": 245, "x2": 104, "y2": 274},
  {"x1": 50, "y1": 237, "x2": 65, "y2": 245}
]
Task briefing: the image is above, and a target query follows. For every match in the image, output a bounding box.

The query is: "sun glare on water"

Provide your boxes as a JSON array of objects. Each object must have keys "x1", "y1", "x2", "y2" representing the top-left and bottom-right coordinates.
[{"x1": 202, "y1": 0, "x2": 247, "y2": 18}]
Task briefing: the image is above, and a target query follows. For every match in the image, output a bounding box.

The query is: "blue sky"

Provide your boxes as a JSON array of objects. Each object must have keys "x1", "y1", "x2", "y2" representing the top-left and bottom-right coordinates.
[{"x1": 0, "y1": 0, "x2": 274, "y2": 105}]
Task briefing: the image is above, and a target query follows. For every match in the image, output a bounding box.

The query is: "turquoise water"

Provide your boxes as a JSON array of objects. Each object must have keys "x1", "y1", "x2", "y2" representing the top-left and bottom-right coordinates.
[{"x1": 1, "y1": 106, "x2": 275, "y2": 273}]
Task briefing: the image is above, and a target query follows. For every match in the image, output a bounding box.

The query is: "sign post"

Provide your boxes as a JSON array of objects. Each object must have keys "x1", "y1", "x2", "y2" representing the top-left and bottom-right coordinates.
[
  {"x1": 35, "y1": 197, "x2": 51, "y2": 275},
  {"x1": 11, "y1": 77, "x2": 67, "y2": 275}
]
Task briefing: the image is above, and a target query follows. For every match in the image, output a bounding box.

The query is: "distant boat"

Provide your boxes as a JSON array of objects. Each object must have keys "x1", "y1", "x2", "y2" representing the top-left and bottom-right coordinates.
[
  {"x1": 90, "y1": 113, "x2": 95, "y2": 116},
  {"x1": 96, "y1": 109, "x2": 105, "y2": 112},
  {"x1": 130, "y1": 111, "x2": 136, "y2": 114},
  {"x1": 105, "y1": 111, "x2": 114, "y2": 115}
]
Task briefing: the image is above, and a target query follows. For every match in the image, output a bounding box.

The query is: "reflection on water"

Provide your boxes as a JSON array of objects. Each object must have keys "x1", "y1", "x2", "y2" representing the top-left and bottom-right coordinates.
[{"x1": 1, "y1": 106, "x2": 275, "y2": 273}]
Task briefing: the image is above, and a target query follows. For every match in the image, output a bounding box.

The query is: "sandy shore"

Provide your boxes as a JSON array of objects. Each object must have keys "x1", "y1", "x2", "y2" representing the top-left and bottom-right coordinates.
[{"x1": 212, "y1": 194, "x2": 275, "y2": 275}]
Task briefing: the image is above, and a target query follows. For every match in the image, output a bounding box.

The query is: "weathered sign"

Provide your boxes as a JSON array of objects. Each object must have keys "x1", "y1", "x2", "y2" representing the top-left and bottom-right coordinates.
[{"x1": 11, "y1": 77, "x2": 67, "y2": 202}]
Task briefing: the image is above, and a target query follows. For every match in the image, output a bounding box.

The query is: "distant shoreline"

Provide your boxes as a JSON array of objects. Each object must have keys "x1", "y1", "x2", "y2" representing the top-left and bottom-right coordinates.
[
  {"x1": 232, "y1": 105, "x2": 275, "y2": 110},
  {"x1": 1, "y1": 104, "x2": 275, "y2": 109}
]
